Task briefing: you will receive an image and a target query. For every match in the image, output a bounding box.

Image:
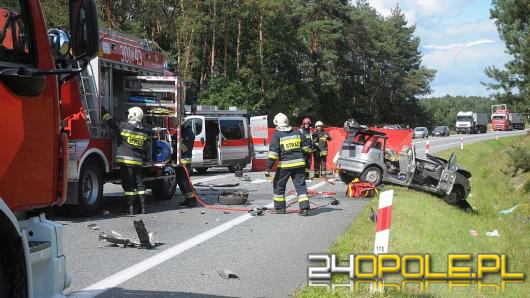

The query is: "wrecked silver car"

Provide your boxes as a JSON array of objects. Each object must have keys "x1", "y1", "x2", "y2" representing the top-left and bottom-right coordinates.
[{"x1": 335, "y1": 129, "x2": 471, "y2": 204}]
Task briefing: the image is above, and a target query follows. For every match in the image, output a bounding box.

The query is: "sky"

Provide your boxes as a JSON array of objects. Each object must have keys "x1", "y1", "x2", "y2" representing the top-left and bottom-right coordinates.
[{"x1": 366, "y1": 0, "x2": 510, "y2": 98}]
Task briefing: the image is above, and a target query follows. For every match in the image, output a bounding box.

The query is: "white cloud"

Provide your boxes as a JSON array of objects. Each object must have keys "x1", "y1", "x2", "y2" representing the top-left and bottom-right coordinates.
[{"x1": 424, "y1": 39, "x2": 495, "y2": 51}]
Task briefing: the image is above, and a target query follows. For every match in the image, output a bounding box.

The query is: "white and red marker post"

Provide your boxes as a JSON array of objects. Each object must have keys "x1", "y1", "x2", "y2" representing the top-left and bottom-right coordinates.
[
  {"x1": 425, "y1": 141, "x2": 430, "y2": 154},
  {"x1": 374, "y1": 190, "x2": 394, "y2": 254},
  {"x1": 460, "y1": 136, "x2": 464, "y2": 150}
]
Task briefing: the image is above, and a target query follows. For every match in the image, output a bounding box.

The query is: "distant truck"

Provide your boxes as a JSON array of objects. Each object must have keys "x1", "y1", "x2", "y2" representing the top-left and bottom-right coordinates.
[
  {"x1": 491, "y1": 104, "x2": 525, "y2": 131},
  {"x1": 455, "y1": 111, "x2": 488, "y2": 134}
]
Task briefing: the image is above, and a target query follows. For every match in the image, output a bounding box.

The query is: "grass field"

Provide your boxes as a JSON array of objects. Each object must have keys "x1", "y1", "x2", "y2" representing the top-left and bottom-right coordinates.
[{"x1": 298, "y1": 134, "x2": 530, "y2": 298}]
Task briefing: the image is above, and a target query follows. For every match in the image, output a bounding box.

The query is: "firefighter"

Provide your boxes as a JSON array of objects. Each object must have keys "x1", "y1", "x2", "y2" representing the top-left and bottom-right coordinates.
[
  {"x1": 178, "y1": 120, "x2": 197, "y2": 207},
  {"x1": 102, "y1": 106, "x2": 149, "y2": 215},
  {"x1": 180, "y1": 121, "x2": 194, "y2": 173},
  {"x1": 300, "y1": 118, "x2": 314, "y2": 180},
  {"x1": 313, "y1": 121, "x2": 332, "y2": 178},
  {"x1": 265, "y1": 113, "x2": 311, "y2": 216}
]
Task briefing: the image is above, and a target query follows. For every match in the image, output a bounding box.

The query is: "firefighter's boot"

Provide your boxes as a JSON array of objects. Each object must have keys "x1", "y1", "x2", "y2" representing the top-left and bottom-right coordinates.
[
  {"x1": 298, "y1": 209, "x2": 309, "y2": 216},
  {"x1": 138, "y1": 195, "x2": 146, "y2": 214},
  {"x1": 271, "y1": 208, "x2": 286, "y2": 214},
  {"x1": 126, "y1": 197, "x2": 135, "y2": 215}
]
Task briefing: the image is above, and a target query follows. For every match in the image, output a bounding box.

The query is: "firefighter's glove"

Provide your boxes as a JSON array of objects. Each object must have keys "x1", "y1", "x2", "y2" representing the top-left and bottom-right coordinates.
[{"x1": 264, "y1": 170, "x2": 271, "y2": 178}]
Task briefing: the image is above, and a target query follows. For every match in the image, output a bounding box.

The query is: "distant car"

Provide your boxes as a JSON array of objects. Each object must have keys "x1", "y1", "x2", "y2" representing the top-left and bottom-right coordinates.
[
  {"x1": 335, "y1": 129, "x2": 471, "y2": 205},
  {"x1": 383, "y1": 124, "x2": 403, "y2": 130},
  {"x1": 413, "y1": 127, "x2": 429, "y2": 139},
  {"x1": 432, "y1": 126, "x2": 450, "y2": 137}
]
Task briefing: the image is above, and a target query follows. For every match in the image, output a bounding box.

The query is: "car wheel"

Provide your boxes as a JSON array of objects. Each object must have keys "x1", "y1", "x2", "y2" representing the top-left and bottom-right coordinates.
[
  {"x1": 194, "y1": 167, "x2": 208, "y2": 174},
  {"x1": 444, "y1": 185, "x2": 464, "y2": 205},
  {"x1": 151, "y1": 166, "x2": 177, "y2": 201},
  {"x1": 339, "y1": 171, "x2": 355, "y2": 184},
  {"x1": 360, "y1": 166, "x2": 382, "y2": 185},
  {"x1": 77, "y1": 160, "x2": 103, "y2": 216}
]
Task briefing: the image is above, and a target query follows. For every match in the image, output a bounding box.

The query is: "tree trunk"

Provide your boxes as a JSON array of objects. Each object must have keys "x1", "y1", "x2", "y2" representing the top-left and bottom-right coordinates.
[
  {"x1": 259, "y1": 12, "x2": 264, "y2": 92},
  {"x1": 210, "y1": 0, "x2": 217, "y2": 77},
  {"x1": 236, "y1": 18, "x2": 241, "y2": 74},
  {"x1": 183, "y1": 0, "x2": 201, "y2": 80},
  {"x1": 224, "y1": 16, "x2": 228, "y2": 80},
  {"x1": 200, "y1": 35, "x2": 209, "y2": 89}
]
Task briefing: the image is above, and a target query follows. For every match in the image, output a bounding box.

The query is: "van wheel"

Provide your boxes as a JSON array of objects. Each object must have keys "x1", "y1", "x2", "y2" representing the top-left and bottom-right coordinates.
[
  {"x1": 360, "y1": 166, "x2": 382, "y2": 185},
  {"x1": 339, "y1": 171, "x2": 354, "y2": 184},
  {"x1": 444, "y1": 185, "x2": 464, "y2": 205},
  {"x1": 195, "y1": 167, "x2": 208, "y2": 174},
  {"x1": 77, "y1": 160, "x2": 103, "y2": 216},
  {"x1": 151, "y1": 167, "x2": 177, "y2": 201}
]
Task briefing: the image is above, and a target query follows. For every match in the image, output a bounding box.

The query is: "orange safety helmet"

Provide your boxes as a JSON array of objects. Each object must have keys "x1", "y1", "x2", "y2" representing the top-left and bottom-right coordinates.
[{"x1": 302, "y1": 118, "x2": 311, "y2": 125}]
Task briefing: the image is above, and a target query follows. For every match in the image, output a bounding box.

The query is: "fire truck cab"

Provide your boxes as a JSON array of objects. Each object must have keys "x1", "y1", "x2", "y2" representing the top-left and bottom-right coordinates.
[
  {"x1": 185, "y1": 107, "x2": 260, "y2": 173},
  {"x1": 62, "y1": 30, "x2": 189, "y2": 215}
]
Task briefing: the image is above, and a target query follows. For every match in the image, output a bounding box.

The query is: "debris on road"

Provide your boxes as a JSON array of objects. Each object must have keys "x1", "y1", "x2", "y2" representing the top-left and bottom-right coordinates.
[
  {"x1": 98, "y1": 220, "x2": 158, "y2": 249},
  {"x1": 486, "y1": 229, "x2": 500, "y2": 237},
  {"x1": 217, "y1": 269, "x2": 240, "y2": 280},
  {"x1": 194, "y1": 182, "x2": 240, "y2": 188},
  {"x1": 239, "y1": 175, "x2": 252, "y2": 181},
  {"x1": 330, "y1": 198, "x2": 340, "y2": 205},
  {"x1": 218, "y1": 191, "x2": 249, "y2": 205},
  {"x1": 86, "y1": 223, "x2": 101, "y2": 231},
  {"x1": 470, "y1": 229, "x2": 479, "y2": 237},
  {"x1": 134, "y1": 219, "x2": 158, "y2": 248},
  {"x1": 201, "y1": 211, "x2": 206, "y2": 214},
  {"x1": 249, "y1": 207, "x2": 268, "y2": 216},
  {"x1": 250, "y1": 179, "x2": 269, "y2": 184},
  {"x1": 500, "y1": 204, "x2": 520, "y2": 215},
  {"x1": 223, "y1": 211, "x2": 230, "y2": 214},
  {"x1": 99, "y1": 231, "x2": 138, "y2": 247}
]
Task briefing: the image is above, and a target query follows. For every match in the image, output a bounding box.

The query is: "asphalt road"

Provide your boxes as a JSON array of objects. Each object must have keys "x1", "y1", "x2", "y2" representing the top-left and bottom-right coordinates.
[{"x1": 54, "y1": 128, "x2": 527, "y2": 298}]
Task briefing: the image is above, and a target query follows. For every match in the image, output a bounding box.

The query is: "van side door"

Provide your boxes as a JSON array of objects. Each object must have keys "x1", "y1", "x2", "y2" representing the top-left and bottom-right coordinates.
[
  {"x1": 250, "y1": 115, "x2": 268, "y2": 164},
  {"x1": 218, "y1": 116, "x2": 249, "y2": 166},
  {"x1": 184, "y1": 116, "x2": 205, "y2": 166}
]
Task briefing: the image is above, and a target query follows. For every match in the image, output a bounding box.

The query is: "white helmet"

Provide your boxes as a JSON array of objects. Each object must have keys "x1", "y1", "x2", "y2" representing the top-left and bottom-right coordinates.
[
  {"x1": 315, "y1": 121, "x2": 324, "y2": 127},
  {"x1": 273, "y1": 113, "x2": 289, "y2": 127},
  {"x1": 128, "y1": 107, "x2": 144, "y2": 123}
]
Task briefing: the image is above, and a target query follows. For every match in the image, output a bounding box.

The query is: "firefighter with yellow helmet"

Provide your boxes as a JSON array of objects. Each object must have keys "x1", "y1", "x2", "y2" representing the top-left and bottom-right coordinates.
[{"x1": 265, "y1": 113, "x2": 311, "y2": 216}]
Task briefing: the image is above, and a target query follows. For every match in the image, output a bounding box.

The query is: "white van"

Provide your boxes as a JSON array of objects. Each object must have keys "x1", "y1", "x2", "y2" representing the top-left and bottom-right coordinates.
[{"x1": 184, "y1": 106, "x2": 267, "y2": 173}]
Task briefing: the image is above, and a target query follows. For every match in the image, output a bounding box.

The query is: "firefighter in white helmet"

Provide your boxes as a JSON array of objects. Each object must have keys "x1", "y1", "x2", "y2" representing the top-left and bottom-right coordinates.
[
  {"x1": 102, "y1": 106, "x2": 149, "y2": 215},
  {"x1": 313, "y1": 120, "x2": 332, "y2": 178},
  {"x1": 265, "y1": 113, "x2": 312, "y2": 216}
]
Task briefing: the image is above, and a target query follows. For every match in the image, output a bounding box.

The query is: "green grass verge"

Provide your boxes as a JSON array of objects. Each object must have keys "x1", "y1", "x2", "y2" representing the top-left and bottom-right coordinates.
[{"x1": 298, "y1": 135, "x2": 530, "y2": 298}]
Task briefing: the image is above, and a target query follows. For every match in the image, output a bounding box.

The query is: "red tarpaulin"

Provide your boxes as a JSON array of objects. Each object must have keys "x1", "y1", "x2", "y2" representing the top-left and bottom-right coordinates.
[{"x1": 251, "y1": 127, "x2": 412, "y2": 172}]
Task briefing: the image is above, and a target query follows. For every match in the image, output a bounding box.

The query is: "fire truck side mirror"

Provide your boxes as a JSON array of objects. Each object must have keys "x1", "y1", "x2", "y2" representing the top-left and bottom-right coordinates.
[{"x1": 69, "y1": 0, "x2": 99, "y2": 61}]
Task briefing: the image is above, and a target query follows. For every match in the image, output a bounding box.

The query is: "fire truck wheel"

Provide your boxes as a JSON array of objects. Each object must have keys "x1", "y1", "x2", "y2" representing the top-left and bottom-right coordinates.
[
  {"x1": 194, "y1": 167, "x2": 208, "y2": 174},
  {"x1": 77, "y1": 161, "x2": 103, "y2": 216},
  {"x1": 151, "y1": 167, "x2": 177, "y2": 201},
  {"x1": 360, "y1": 166, "x2": 382, "y2": 186}
]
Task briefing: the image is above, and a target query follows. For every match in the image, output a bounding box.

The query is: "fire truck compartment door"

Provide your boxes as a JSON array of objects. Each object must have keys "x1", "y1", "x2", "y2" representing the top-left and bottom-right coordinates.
[
  {"x1": 185, "y1": 116, "x2": 205, "y2": 165},
  {"x1": 218, "y1": 117, "x2": 249, "y2": 165},
  {"x1": 250, "y1": 115, "x2": 269, "y2": 160}
]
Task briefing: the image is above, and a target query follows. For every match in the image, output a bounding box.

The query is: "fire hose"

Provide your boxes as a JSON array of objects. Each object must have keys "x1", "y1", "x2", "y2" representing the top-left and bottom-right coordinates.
[{"x1": 183, "y1": 168, "x2": 338, "y2": 215}]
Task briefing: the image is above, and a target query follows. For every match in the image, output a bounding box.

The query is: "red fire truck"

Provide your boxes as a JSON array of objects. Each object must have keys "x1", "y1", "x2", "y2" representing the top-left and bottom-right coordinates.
[
  {"x1": 0, "y1": 0, "x2": 99, "y2": 296},
  {"x1": 62, "y1": 29, "x2": 192, "y2": 215}
]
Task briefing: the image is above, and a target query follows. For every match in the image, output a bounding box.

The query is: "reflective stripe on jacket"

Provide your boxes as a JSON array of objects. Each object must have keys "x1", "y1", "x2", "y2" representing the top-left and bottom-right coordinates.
[
  {"x1": 266, "y1": 129, "x2": 309, "y2": 170},
  {"x1": 116, "y1": 122, "x2": 148, "y2": 166}
]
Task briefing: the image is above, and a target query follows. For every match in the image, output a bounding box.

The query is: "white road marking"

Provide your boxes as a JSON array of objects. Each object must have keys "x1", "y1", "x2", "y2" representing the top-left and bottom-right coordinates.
[
  {"x1": 415, "y1": 130, "x2": 527, "y2": 152},
  {"x1": 69, "y1": 180, "x2": 328, "y2": 298}
]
